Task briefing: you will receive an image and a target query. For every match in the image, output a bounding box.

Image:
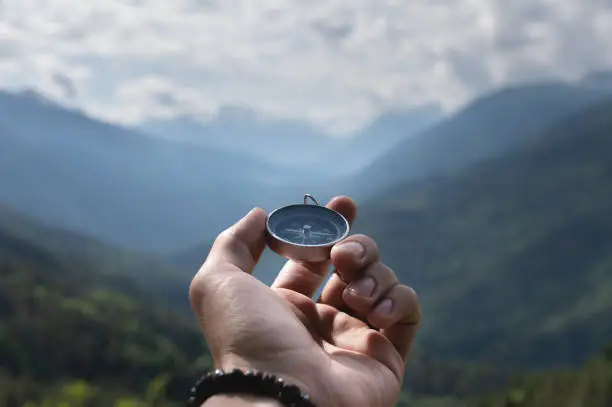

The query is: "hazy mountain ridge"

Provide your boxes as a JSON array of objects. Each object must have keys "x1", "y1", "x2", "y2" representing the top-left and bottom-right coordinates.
[
  {"x1": 1, "y1": 78, "x2": 609, "y2": 253},
  {"x1": 0, "y1": 87, "x2": 442, "y2": 252},
  {"x1": 0, "y1": 89, "x2": 313, "y2": 251},
  {"x1": 140, "y1": 103, "x2": 444, "y2": 176},
  {"x1": 335, "y1": 81, "x2": 612, "y2": 199},
  {"x1": 167, "y1": 79, "x2": 612, "y2": 284}
]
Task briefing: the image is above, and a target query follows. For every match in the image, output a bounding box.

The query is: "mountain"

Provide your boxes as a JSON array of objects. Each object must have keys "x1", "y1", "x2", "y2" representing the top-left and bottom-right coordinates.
[
  {"x1": 581, "y1": 70, "x2": 612, "y2": 89},
  {"x1": 0, "y1": 89, "x2": 311, "y2": 251},
  {"x1": 168, "y1": 99, "x2": 612, "y2": 370},
  {"x1": 0, "y1": 88, "x2": 441, "y2": 252},
  {"x1": 338, "y1": 81, "x2": 612, "y2": 199},
  {"x1": 140, "y1": 106, "x2": 338, "y2": 176},
  {"x1": 0, "y1": 202, "x2": 193, "y2": 312},
  {"x1": 167, "y1": 82, "x2": 612, "y2": 284},
  {"x1": 4, "y1": 80, "x2": 600, "y2": 253},
  {"x1": 1, "y1": 152, "x2": 610, "y2": 406},
  {"x1": 140, "y1": 104, "x2": 443, "y2": 177},
  {"x1": 321, "y1": 104, "x2": 444, "y2": 176},
  {"x1": 355, "y1": 97, "x2": 612, "y2": 369},
  {"x1": 163, "y1": 90, "x2": 612, "y2": 403},
  {"x1": 0, "y1": 206, "x2": 210, "y2": 406}
]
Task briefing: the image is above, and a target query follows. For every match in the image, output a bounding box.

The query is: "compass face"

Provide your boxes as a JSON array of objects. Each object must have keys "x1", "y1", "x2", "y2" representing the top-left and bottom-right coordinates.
[{"x1": 267, "y1": 204, "x2": 349, "y2": 247}]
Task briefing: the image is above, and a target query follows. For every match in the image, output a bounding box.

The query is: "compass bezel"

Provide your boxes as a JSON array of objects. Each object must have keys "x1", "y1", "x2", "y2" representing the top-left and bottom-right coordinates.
[{"x1": 265, "y1": 204, "x2": 350, "y2": 262}]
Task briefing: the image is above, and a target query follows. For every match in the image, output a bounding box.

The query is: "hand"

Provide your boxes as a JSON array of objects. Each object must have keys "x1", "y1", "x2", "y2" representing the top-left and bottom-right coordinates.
[{"x1": 189, "y1": 196, "x2": 421, "y2": 407}]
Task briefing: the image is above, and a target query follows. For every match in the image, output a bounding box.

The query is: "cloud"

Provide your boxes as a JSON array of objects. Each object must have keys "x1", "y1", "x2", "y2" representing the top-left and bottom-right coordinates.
[{"x1": 0, "y1": 0, "x2": 612, "y2": 134}]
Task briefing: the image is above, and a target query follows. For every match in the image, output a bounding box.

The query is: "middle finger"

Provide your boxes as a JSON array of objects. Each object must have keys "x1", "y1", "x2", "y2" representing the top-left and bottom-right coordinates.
[{"x1": 317, "y1": 234, "x2": 381, "y2": 309}]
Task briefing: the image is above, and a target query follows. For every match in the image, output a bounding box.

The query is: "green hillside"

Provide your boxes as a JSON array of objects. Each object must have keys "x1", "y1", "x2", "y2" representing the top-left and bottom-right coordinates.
[
  {"x1": 0, "y1": 215, "x2": 211, "y2": 406},
  {"x1": 0, "y1": 203, "x2": 193, "y2": 313},
  {"x1": 357, "y1": 98, "x2": 612, "y2": 368},
  {"x1": 403, "y1": 344, "x2": 612, "y2": 407},
  {"x1": 465, "y1": 345, "x2": 612, "y2": 407}
]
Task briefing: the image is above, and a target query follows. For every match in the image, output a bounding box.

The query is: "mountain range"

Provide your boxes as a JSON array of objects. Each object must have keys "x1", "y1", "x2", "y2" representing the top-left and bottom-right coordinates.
[
  {"x1": 2, "y1": 76, "x2": 611, "y2": 253},
  {"x1": 0, "y1": 90, "x2": 303, "y2": 251},
  {"x1": 140, "y1": 103, "x2": 443, "y2": 176},
  {"x1": 1, "y1": 72, "x2": 612, "y2": 405},
  {"x1": 0, "y1": 89, "x2": 442, "y2": 251},
  {"x1": 333, "y1": 81, "x2": 612, "y2": 198}
]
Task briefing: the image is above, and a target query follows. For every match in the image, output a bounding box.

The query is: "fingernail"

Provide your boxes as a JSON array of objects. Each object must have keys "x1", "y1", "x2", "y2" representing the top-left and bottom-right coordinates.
[
  {"x1": 238, "y1": 207, "x2": 257, "y2": 222},
  {"x1": 337, "y1": 241, "x2": 365, "y2": 258},
  {"x1": 347, "y1": 277, "x2": 376, "y2": 297},
  {"x1": 375, "y1": 298, "x2": 394, "y2": 316}
]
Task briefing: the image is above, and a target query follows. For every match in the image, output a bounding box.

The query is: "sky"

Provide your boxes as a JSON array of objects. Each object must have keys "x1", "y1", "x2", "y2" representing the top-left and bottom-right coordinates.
[{"x1": 1, "y1": 0, "x2": 612, "y2": 135}]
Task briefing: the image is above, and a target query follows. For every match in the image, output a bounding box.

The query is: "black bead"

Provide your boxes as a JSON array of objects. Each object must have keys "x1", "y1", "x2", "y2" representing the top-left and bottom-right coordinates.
[{"x1": 186, "y1": 369, "x2": 317, "y2": 407}]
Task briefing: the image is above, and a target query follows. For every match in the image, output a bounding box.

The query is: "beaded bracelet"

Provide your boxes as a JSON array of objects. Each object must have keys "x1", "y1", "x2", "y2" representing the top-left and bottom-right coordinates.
[{"x1": 187, "y1": 369, "x2": 317, "y2": 407}]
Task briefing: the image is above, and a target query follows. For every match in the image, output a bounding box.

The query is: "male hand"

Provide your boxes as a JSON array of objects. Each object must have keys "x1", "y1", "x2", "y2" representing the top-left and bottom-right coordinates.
[{"x1": 190, "y1": 196, "x2": 420, "y2": 407}]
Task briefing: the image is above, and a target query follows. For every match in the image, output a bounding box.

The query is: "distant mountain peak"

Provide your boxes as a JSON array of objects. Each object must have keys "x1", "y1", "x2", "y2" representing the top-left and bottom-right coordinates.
[
  {"x1": 16, "y1": 88, "x2": 58, "y2": 106},
  {"x1": 580, "y1": 70, "x2": 612, "y2": 89}
]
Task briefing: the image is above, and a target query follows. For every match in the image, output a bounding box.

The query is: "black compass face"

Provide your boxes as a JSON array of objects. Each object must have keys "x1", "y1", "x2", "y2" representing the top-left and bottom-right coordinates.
[{"x1": 267, "y1": 204, "x2": 349, "y2": 247}]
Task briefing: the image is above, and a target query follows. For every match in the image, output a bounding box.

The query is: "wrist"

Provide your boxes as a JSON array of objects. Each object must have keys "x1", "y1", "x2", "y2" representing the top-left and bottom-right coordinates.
[
  {"x1": 203, "y1": 394, "x2": 283, "y2": 407},
  {"x1": 218, "y1": 353, "x2": 331, "y2": 407}
]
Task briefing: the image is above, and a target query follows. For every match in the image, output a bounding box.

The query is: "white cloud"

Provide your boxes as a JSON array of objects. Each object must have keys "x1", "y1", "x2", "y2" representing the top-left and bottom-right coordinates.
[{"x1": 1, "y1": 0, "x2": 612, "y2": 134}]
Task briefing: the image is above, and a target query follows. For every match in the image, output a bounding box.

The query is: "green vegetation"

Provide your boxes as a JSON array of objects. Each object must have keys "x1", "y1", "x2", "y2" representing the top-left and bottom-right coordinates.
[
  {"x1": 0, "y1": 222, "x2": 211, "y2": 405},
  {"x1": 417, "y1": 344, "x2": 612, "y2": 407},
  {"x1": 466, "y1": 345, "x2": 612, "y2": 407}
]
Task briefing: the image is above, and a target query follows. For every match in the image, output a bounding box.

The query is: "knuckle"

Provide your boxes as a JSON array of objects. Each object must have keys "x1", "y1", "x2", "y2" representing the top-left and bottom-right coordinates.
[
  {"x1": 214, "y1": 228, "x2": 236, "y2": 250},
  {"x1": 188, "y1": 272, "x2": 206, "y2": 313},
  {"x1": 188, "y1": 262, "x2": 217, "y2": 308}
]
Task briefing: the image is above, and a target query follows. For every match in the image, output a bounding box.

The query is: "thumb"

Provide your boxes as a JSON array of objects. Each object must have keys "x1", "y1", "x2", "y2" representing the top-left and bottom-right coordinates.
[
  {"x1": 205, "y1": 207, "x2": 268, "y2": 274},
  {"x1": 189, "y1": 207, "x2": 269, "y2": 358}
]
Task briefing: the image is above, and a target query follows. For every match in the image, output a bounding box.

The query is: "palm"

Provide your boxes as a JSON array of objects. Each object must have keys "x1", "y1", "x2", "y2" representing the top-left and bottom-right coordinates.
[{"x1": 232, "y1": 287, "x2": 403, "y2": 407}]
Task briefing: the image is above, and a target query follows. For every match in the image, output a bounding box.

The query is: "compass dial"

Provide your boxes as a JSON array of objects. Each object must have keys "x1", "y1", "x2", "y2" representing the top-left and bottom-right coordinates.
[{"x1": 267, "y1": 204, "x2": 349, "y2": 247}]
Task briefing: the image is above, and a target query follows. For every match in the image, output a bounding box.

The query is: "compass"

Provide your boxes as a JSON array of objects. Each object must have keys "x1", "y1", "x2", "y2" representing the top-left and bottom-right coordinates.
[{"x1": 266, "y1": 194, "x2": 350, "y2": 262}]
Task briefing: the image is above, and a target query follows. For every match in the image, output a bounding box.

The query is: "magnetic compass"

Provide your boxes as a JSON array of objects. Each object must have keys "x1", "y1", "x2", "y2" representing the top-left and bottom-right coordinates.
[{"x1": 266, "y1": 194, "x2": 350, "y2": 262}]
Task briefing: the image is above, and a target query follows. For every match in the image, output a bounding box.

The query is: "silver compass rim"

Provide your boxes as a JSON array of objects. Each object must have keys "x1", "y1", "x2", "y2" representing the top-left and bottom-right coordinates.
[{"x1": 266, "y1": 204, "x2": 350, "y2": 248}]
